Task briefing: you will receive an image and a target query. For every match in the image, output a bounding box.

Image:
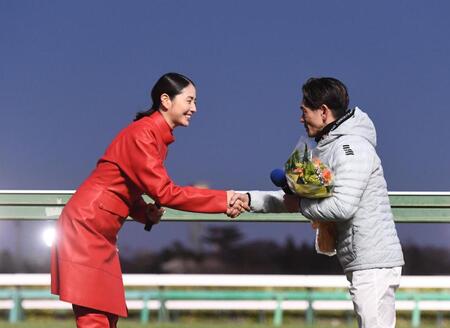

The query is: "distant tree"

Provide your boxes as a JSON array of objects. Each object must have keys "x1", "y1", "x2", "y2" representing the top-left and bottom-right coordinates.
[
  {"x1": 118, "y1": 232, "x2": 449, "y2": 275},
  {"x1": 234, "y1": 240, "x2": 282, "y2": 273},
  {"x1": 202, "y1": 226, "x2": 243, "y2": 252},
  {"x1": 121, "y1": 250, "x2": 160, "y2": 273},
  {"x1": 259, "y1": 240, "x2": 342, "y2": 275},
  {"x1": 280, "y1": 236, "x2": 298, "y2": 273},
  {"x1": 402, "y1": 245, "x2": 450, "y2": 275},
  {"x1": 0, "y1": 250, "x2": 16, "y2": 273}
]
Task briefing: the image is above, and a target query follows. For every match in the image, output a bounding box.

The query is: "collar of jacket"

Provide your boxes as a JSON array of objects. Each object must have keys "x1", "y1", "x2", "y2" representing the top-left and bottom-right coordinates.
[
  {"x1": 314, "y1": 108, "x2": 355, "y2": 143},
  {"x1": 149, "y1": 111, "x2": 175, "y2": 145}
]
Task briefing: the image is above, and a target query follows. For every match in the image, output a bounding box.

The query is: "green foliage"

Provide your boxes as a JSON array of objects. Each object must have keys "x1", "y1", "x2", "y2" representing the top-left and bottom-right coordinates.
[{"x1": 285, "y1": 149, "x2": 300, "y2": 171}]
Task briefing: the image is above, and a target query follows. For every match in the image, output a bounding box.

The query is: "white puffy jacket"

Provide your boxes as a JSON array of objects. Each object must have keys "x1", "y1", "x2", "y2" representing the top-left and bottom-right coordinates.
[{"x1": 249, "y1": 108, "x2": 404, "y2": 272}]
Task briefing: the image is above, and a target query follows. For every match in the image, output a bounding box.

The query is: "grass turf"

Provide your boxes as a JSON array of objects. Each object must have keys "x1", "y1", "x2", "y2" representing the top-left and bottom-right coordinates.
[{"x1": 0, "y1": 319, "x2": 447, "y2": 328}]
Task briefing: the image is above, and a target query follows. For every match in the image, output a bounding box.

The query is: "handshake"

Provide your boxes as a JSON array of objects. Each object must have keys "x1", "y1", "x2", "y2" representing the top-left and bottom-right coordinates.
[
  {"x1": 145, "y1": 191, "x2": 252, "y2": 227},
  {"x1": 226, "y1": 191, "x2": 250, "y2": 218}
]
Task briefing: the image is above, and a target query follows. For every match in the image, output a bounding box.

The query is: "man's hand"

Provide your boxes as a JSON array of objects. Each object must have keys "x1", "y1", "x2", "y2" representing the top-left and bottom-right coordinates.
[
  {"x1": 226, "y1": 191, "x2": 250, "y2": 218},
  {"x1": 146, "y1": 203, "x2": 165, "y2": 225},
  {"x1": 284, "y1": 194, "x2": 301, "y2": 212}
]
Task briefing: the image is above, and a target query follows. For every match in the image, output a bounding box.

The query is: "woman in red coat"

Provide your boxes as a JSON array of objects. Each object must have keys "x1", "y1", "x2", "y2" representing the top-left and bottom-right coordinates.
[{"x1": 51, "y1": 72, "x2": 248, "y2": 327}]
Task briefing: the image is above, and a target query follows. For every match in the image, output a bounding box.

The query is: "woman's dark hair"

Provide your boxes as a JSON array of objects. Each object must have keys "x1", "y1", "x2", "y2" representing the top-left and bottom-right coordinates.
[
  {"x1": 302, "y1": 77, "x2": 349, "y2": 119},
  {"x1": 135, "y1": 72, "x2": 195, "y2": 121}
]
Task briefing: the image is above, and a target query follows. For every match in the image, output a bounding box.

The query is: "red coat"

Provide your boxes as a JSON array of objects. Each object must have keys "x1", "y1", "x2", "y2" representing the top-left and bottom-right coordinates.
[{"x1": 51, "y1": 111, "x2": 227, "y2": 317}]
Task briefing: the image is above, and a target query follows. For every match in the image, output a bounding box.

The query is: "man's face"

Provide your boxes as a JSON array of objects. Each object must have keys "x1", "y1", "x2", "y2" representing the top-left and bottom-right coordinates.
[{"x1": 300, "y1": 103, "x2": 325, "y2": 137}]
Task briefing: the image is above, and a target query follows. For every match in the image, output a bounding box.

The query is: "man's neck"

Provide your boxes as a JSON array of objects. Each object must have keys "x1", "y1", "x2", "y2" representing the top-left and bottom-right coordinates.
[{"x1": 314, "y1": 109, "x2": 355, "y2": 142}]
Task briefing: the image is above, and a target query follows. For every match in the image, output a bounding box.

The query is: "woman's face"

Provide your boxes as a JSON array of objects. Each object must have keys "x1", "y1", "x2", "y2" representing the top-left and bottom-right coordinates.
[{"x1": 161, "y1": 84, "x2": 197, "y2": 129}]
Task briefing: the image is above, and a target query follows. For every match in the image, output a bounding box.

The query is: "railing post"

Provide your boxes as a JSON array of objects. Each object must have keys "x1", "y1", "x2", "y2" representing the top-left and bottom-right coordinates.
[
  {"x1": 436, "y1": 311, "x2": 443, "y2": 327},
  {"x1": 258, "y1": 309, "x2": 266, "y2": 323},
  {"x1": 140, "y1": 292, "x2": 150, "y2": 324},
  {"x1": 158, "y1": 294, "x2": 168, "y2": 322},
  {"x1": 9, "y1": 287, "x2": 24, "y2": 323},
  {"x1": 273, "y1": 294, "x2": 283, "y2": 327},
  {"x1": 305, "y1": 289, "x2": 314, "y2": 326},
  {"x1": 345, "y1": 310, "x2": 354, "y2": 326},
  {"x1": 411, "y1": 296, "x2": 421, "y2": 328}
]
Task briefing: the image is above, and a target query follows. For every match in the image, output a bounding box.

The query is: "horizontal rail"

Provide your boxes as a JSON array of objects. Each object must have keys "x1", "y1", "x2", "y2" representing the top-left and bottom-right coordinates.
[
  {"x1": 1, "y1": 190, "x2": 450, "y2": 222},
  {"x1": 2, "y1": 299, "x2": 450, "y2": 312},
  {"x1": 1, "y1": 289, "x2": 448, "y2": 302},
  {"x1": 1, "y1": 288, "x2": 449, "y2": 327},
  {"x1": 1, "y1": 289, "x2": 449, "y2": 308},
  {"x1": 1, "y1": 273, "x2": 449, "y2": 326},
  {"x1": 1, "y1": 274, "x2": 450, "y2": 289}
]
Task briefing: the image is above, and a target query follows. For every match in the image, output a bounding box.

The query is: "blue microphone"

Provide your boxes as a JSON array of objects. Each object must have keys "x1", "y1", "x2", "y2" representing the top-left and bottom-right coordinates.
[{"x1": 270, "y1": 168, "x2": 293, "y2": 194}]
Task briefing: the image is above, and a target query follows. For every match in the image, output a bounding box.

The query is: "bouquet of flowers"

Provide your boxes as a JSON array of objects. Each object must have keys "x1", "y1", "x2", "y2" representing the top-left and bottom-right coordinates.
[
  {"x1": 285, "y1": 141, "x2": 334, "y2": 198},
  {"x1": 284, "y1": 139, "x2": 336, "y2": 256}
]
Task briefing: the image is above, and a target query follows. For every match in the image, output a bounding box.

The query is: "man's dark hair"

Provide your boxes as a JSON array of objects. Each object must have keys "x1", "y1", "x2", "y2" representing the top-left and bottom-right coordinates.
[
  {"x1": 135, "y1": 72, "x2": 195, "y2": 121},
  {"x1": 302, "y1": 77, "x2": 349, "y2": 119}
]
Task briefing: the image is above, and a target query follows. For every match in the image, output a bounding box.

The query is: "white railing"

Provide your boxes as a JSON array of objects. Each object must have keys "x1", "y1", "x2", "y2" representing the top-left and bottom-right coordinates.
[{"x1": 1, "y1": 273, "x2": 450, "y2": 288}]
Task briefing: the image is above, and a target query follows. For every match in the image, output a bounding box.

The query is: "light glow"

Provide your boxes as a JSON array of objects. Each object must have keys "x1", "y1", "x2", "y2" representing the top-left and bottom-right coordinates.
[{"x1": 42, "y1": 227, "x2": 56, "y2": 247}]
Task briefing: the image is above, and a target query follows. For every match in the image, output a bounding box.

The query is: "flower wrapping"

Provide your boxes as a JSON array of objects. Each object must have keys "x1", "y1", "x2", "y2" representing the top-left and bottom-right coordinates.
[
  {"x1": 284, "y1": 140, "x2": 334, "y2": 198},
  {"x1": 284, "y1": 139, "x2": 337, "y2": 256},
  {"x1": 311, "y1": 221, "x2": 337, "y2": 256}
]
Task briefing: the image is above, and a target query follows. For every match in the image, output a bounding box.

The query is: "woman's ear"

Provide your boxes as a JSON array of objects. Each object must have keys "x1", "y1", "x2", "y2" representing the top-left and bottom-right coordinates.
[{"x1": 160, "y1": 93, "x2": 171, "y2": 110}]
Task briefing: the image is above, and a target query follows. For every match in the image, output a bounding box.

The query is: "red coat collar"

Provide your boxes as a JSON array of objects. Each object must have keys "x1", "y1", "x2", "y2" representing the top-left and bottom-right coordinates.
[{"x1": 149, "y1": 111, "x2": 175, "y2": 145}]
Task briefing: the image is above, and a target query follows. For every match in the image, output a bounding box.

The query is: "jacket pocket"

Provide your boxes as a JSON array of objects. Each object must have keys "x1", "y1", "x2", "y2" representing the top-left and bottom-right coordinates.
[
  {"x1": 97, "y1": 191, "x2": 130, "y2": 218},
  {"x1": 93, "y1": 191, "x2": 130, "y2": 242}
]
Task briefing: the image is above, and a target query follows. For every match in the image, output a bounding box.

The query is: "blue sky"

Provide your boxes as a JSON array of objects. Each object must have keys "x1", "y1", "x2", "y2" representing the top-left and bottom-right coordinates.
[{"x1": 1, "y1": 1, "x2": 449, "y2": 254}]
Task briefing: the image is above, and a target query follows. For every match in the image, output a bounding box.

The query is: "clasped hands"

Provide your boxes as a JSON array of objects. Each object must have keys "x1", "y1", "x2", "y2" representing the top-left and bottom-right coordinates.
[
  {"x1": 145, "y1": 192, "x2": 299, "y2": 223},
  {"x1": 226, "y1": 191, "x2": 250, "y2": 218},
  {"x1": 144, "y1": 191, "x2": 250, "y2": 225}
]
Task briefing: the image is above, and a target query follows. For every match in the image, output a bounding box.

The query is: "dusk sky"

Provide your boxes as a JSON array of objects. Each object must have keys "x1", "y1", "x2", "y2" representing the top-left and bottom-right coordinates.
[{"x1": 1, "y1": 1, "x2": 449, "y2": 258}]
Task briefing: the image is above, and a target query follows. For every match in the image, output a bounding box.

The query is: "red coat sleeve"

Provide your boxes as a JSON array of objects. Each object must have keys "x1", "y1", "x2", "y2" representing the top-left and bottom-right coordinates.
[{"x1": 113, "y1": 127, "x2": 227, "y2": 214}]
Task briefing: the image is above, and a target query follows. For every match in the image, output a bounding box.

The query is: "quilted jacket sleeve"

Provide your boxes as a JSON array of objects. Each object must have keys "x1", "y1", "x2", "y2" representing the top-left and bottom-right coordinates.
[
  {"x1": 300, "y1": 137, "x2": 374, "y2": 222},
  {"x1": 247, "y1": 190, "x2": 289, "y2": 213},
  {"x1": 117, "y1": 128, "x2": 227, "y2": 214}
]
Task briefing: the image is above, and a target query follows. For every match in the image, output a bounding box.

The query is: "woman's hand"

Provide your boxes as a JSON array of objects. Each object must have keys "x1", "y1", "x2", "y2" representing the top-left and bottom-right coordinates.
[
  {"x1": 226, "y1": 191, "x2": 250, "y2": 218},
  {"x1": 146, "y1": 203, "x2": 165, "y2": 225}
]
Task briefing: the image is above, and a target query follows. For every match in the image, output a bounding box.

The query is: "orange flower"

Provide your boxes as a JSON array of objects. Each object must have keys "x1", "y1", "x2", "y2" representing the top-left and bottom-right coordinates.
[
  {"x1": 293, "y1": 167, "x2": 304, "y2": 176},
  {"x1": 322, "y1": 169, "x2": 332, "y2": 183},
  {"x1": 313, "y1": 158, "x2": 321, "y2": 167}
]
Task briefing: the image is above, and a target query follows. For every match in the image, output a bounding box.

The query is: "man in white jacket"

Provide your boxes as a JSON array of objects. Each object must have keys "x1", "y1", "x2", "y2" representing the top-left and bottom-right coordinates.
[{"x1": 234, "y1": 77, "x2": 404, "y2": 328}]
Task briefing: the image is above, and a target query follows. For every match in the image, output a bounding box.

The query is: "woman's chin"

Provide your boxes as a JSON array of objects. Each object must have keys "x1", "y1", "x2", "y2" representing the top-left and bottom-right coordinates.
[{"x1": 178, "y1": 119, "x2": 190, "y2": 127}]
